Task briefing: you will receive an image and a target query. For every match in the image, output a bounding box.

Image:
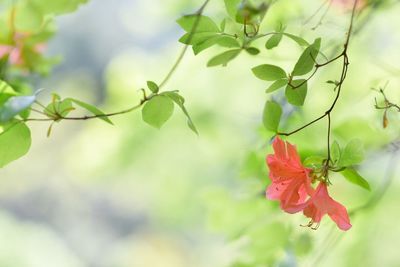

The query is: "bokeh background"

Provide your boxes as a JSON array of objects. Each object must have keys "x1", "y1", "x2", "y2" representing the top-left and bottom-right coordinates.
[{"x1": 1, "y1": 0, "x2": 400, "y2": 266}]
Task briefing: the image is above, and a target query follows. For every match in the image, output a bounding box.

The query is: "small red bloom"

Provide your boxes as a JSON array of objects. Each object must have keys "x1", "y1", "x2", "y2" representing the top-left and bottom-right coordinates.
[
  {"x1": 302, "y1": 182, "x2": 352, "y2": 231},
  {"x1": 265, "y1": 137, "x2": 352, "y2": 231},
  {"x1": 266, "y1": 137, "x2": 313, "y2": 212},
  {"x1": 0, "y1": 33, "x2": 45, "y2": 67}
]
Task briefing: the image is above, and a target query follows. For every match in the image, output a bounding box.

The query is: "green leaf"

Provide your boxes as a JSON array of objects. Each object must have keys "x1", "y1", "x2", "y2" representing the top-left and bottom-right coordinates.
[
  {"x1": 340, "y1": 168, "x2": 371, "y2": 191},
  {"x1": 252, "y1": 64, "x2": 287, "y2": 81},
  {"x1": 285, "y1": 79, "x2": 307, "y2": 106},
  {"x1": 292, "y1": 38, "x2": 321, "y2": 76},
  {"x1": 246, "y1": 47, "x2": 260, "y2": 55},
  {"x1": 192, "y1": 35, "x2": 240, "y2": 55},
  {"x1": 44, "y1": 97, "x2": 74, "y2": 121},
  {"x1": 67, "y1": 98, "x2": 113, "y2": 125},
  {"x1": 265, "y1": 33, "x2": 283, "y2": 49},
  {"x1": 0, "y1": 120, "x2": 31, "y2": 168},
  {"x1": 0, "y1": 95, "x2": 36, "y2": 122},
  {"x1": 331, "y1": 141, "x2": 341, "y2": 164},
  {"x1": 216, "y1": 36, "x2": 240, "y2": 48},
  {"x1": 177, "y1": 15, "x2": 219, "y2": 33},
  {"x1": 142, "y1": 95, "x2": 174, "y2": 129},
  {"x1": 338, "y1": 139, "x2": 364, "y2": 166},
  {"x1": 15, "y1": 2, "x2": 43, "y2": 32},
  {"x1": 224, "y1": 0, "x2": 241, "y2": 19},
  {"x1": 207, "y1": 49, "x2": 241, "y2": 67},
  {"x1": 0, "y1": 80, "x2": 17, "y2": 95},
  {"x1": 179, "y1": 32, "x2": 217, "y2": 45},
  {"x1": 162, "y1": 91, "x2": 198, "y2": 134},
  {"x1": 282, "y1": 33, "x2": 309, "y2": 47},
  {"x1": 147, "y1": 81, "x2": 159, "y2": 93},
  {"x1": 263, "y1": 100, "x2": 282, "y2": 132},
  {"x1": 265, "y1": 79, "x2": 288, "y2": 93}
]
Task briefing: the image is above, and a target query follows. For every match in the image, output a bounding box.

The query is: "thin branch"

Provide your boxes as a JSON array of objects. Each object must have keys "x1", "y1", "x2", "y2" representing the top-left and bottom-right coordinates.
[
  {"x1": 278, "y1": 0, "x2": 358, "y2": 139},
  {"x1": 158, "y1": 0, "x2": 211, "y2": 89},
  {"x1": 23, "y1": 0, "x2": 212, "y2": 124}
]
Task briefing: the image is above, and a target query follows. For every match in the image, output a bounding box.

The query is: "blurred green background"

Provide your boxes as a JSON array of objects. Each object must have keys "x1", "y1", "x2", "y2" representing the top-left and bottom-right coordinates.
[{"x1": 1, "y1": 0, "x2": 400, "y2": 266}]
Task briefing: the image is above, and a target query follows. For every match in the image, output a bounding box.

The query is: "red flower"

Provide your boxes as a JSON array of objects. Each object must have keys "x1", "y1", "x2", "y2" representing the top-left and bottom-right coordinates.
[
  {"x1": 0, "y1": 33, "x2": 46, "y2": 67},
  {"x1": 265, "y1": 137, "x2": 352, "y2": 231},
  {"x1": 302, "y1": 182, "x2": 352, "y2": 231},
  {"x1": 266, "y1": 137, "x2": 313, "y2": 212}
]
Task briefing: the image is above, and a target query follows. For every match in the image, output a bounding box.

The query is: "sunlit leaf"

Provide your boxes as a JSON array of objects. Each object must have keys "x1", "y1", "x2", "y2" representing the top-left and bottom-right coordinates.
[
  {"x1": 265, "y1": 33, "x2": 282, "y2": 49},
  {"x1": 177, "y1": 15, "x2": 219, "y2": 33},
  {"x1": 246, "y1": 47, "x2": 260, "y2": 55},
  {"x1": 224, "y1": 0, "x2": 241, "y2": 19},
  {"x1": 282, "y1": 33, "x2": 309, "y2": 47},
  {"x1": 0, "y1": 120, "x2": 31, "y2": 168},
  {"x1": 147, "y1": 81, "x2": 159, "y2": 93},
  {"x1": 339, "y1": 139, "x2": 364, "y2": 166},
  {"x1": 285, "y1": 79, "x2": 307, "y2": 106},
  {"x1": 44, "y1": 97, "x2": 74, "y2": 121},
  {"x1": 252, "y1": 64, "x2": 287, "y2": 81},
  {"x1": 142, "y1": 95, "x2": 174, "y2": 129},
  {"x1": 207, "y1": 49, "x2": 241, "y2": 67},
  {"x1": 162, "y1": 91, "x2": 198, "y2": 134},
  {"x1": 292, "y1": 38, "x2": 321, "y2": 76},
  {"x1": 265, "y1": 79, "x2": 288, "y2": 93},
  {"x1": 340, "y1": 168, "x2": 371, "y2": 191},
  {"x1": 67, "y1": 98, "x2": 113, "y2": 125},
  {"x1": 263, "y1": 100, "x2": 282, "y2": 132}
]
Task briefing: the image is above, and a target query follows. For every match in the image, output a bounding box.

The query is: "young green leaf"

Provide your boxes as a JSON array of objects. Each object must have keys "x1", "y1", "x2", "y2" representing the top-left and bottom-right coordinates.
[
  {"x1": 142, "y1": 95, "x2": 174, "y2": 129},
  {"x1": 265, "y1": 33, "x2": 283, "y2": 49},
  {"x1": 246, "y1": 47, "x2": 260, "y2": 55},
  {"x1": 282, "y1": 33, "x2": 309, "y2": 47},
  {"x1": 340, "y1": 168, "x2": 371, "y2": 191},
  {"x1": 0, "y1": 95, "x2": 36, "y2": 122},
  {"x1": 67, "y1": 98, "x2": 113, "y2": 125},
  {"x1": 285, "y1": 79, "x2": 307, "y2": 106},
  {"x1": 266, "y1": 79, "x2": 288, "y2": 93},
  {"x1": 179, "y1": 32, "x2": 217, "y2": 45},
  {"x1": 292, "y1": 38, "x2": 321, "y2": 76},
  {"x1": 15, "y1": 2, "x2": 43, "y2": 32},
  {"x1": 207, "y1": 49, "x2": 241, "y2": 67},
  {"x1": 177, "y1": 15, "x2": 219, "y2": 33},
  {"x1": 44, "y1": 98, "x2": 74, "y2": 120},
  {"x1": 192, "y1": 35, "x2": 240, "y2": 55},
  {"x1": 0, "y1": 120, "x2": 31, "y2": 168},
  {"x1": 339, "y1": 139, "x2": 364, "y2": 166},
  {"x1": 162, "y1": 91, "x2": 198, "y2": 135},
  {"x1": 263, "y1": 100, "x2": 282, "y2": 132},
  {"x1": 252, "y1": 64, "x2": 287, "y2": 81},
  {"x1": 147, "y1": 81, "x2": 159, "y2": 93},
  {"x1": 224, "y1": 0, "x2": 241, "y2": 19}
]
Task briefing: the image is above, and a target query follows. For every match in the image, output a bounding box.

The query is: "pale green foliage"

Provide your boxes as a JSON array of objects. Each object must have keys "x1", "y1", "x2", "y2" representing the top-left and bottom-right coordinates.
[
  {"x1": 341, "y1": 168, "x2": 371, "y2": 191},
  {"x1": 285, "y1": 79, "x2": 308, "y2": 106},
  {"x1": 263, "y1": 100, "x2": 282, "y2": 132},
  {"x1": 0, "y1": 121, "x2": 31, "y2": 167},
  {"x1": 292, "y1": 38, "x2": 321, "y2": 76},
  {"x1": 252, "y1": 64, "x2": 287, "y2": 81},
  {"x1": 142, "y1": 95, "x2": 174, "y2": 129}
]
